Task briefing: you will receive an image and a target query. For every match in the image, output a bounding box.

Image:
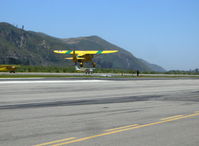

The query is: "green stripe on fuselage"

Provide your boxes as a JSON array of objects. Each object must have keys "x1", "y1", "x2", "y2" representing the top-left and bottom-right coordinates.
[
  {"x1": 65, "y1": 50, "x2": 73, "y2": 54},
  {"x1": 97, "y1": 50, "x2": 103, "y2": 54}
]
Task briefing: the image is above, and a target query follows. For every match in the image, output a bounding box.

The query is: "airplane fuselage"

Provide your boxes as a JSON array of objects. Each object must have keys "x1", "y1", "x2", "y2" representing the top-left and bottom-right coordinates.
[{"x1": 0, "y1": 65, "x2": 17, "y2": 73}]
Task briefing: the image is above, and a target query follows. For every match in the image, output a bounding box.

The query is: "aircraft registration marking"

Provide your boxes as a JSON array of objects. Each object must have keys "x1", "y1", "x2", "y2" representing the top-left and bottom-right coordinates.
[
  {"x1": 65, "y1": 50, "x2": 73, "y2": 54},
  {"x1": 96, "y1": 50, "x2": 103, "y2": 54}
]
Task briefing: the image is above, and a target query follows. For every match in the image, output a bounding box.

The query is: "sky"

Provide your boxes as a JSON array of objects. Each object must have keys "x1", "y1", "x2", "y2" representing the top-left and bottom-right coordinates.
[{"x1": 0, "y1": 0, "x2": 199, "y2": 70}]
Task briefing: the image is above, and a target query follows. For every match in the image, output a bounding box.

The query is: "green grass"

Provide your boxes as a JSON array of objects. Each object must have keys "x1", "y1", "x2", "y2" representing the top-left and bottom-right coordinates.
[
  {"x1": 2, "y1": 65, "x2": 199, "y2": 75},
  {"x1": 1, "y1": 65, "x2": 199, "y2": 79}
]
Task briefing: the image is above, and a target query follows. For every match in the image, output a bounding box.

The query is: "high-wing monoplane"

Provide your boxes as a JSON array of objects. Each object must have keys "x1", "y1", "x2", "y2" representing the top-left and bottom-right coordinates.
[
  {"x1": 0, "y1": 65, "x2": 19, "y2": 73},
  {"x1": 53, "y1": 50, "x2": 118, "y2": 68}
]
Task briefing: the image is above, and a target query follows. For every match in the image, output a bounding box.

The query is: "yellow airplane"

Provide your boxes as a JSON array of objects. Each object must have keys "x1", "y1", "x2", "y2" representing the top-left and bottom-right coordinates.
[
  {"x1": 0, "y1": 65, "x2": 19, "y2": 73},
  {"x1": 53, "y1": 50, "x2": 118, "y2": 68}
]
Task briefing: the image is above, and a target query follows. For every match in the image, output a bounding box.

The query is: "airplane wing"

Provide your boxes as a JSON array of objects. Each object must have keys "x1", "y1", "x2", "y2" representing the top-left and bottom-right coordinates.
[
  {"x1": 54, "y1": 50, "x2": 118, "y2": 56},
  {"x1": 0, "y1": 65, "x2": 20, "y2": 68},
  {"x1": 65, "y1": 57, "x2": 85, "y2": 60}
]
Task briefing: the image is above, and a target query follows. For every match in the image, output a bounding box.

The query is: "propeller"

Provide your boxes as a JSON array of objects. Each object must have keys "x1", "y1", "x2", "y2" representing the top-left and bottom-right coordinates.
[{"x1": 72, "y1": 49, "x2": 77, "y2": 65}]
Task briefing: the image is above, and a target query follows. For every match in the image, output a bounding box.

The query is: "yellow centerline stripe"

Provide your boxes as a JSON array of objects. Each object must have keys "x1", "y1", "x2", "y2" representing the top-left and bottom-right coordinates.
[
  {"x1": 104, "y1": 124, "x2": 139, "y2": 132},
  {"x1": 52, "y1": 121, "x2": 165, "y2": 146},
  {"x1": 33, "y1": 137, "x2": 76, "y2": 146},
  {"x1": 161, "y1": 115, "x2": 184, "y2": 121},
  {"x1": 35, "y1": 111, "x2": 199, "y2": 146},
  {"x1": 160, "y1": 113, "x2": 199, "y2": 123}
]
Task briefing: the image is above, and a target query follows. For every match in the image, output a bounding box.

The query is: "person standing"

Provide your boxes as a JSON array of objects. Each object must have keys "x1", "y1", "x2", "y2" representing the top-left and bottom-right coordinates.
[{"x1": 136, "y1": 70, "x2": 140, "y2": 77}]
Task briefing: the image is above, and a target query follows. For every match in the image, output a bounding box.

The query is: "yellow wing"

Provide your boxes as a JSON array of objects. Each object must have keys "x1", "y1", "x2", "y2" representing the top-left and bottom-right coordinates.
[
  {"x1": 0, "y1": 65, "x2": 20, "y2": 72},
  {"x1": 65, "y1": 57, "x2": 85, "y2": 60},
  {"x1": 0, "y1": 65, "x2": 20, "y2": 68},
  {"x1": 53, "y1": 50, "x2": 118, "y2": 56}
]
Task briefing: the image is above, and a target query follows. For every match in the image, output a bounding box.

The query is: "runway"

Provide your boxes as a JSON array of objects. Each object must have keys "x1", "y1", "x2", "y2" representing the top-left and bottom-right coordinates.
[{"x1": 0, "y1": 78, "x2": 199, "y2": 146}]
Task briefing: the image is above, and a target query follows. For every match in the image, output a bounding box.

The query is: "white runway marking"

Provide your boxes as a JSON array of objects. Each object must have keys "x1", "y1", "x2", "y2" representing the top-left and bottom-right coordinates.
[
  {"x1": 0, "y1": 80, "x2": 108, "y2": 84},
  {"x1": 0, "y1": 78, "x2": 44, "y2": 80}
]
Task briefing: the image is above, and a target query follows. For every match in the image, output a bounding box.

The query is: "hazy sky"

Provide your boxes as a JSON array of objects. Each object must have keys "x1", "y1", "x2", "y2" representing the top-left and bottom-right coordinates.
[{"x1": 0, "y1": 0, "x2": 199, "y2": 70}]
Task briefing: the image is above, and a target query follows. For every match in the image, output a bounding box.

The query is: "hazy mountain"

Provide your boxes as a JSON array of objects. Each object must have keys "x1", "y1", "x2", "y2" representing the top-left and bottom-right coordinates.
[
  {"x1": 0, "y1": 22, "x2": 165, "y2": 72},
  {"x1": 138, "y1": 58, "x2": 166, "y2": 72},
  {"x1": 62, "y1": 36, "x2": 165, "y2": 72}
]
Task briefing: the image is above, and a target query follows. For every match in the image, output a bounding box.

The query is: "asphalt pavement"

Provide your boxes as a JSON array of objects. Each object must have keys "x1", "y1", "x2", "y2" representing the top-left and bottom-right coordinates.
[{"x1": 0, "y1": 78, "x2": 199, "y2": 146}]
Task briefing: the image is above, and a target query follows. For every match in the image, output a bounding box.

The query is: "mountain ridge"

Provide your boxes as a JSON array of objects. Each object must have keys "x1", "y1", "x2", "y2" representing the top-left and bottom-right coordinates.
[{"x1": 0, "y1": 22, "x2": 165, "y2": 72}]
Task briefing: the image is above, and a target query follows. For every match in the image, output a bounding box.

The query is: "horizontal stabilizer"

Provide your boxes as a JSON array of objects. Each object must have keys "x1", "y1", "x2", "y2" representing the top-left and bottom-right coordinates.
[{"x1": 65, "y1": 57, "x2": 85, "y2": 60}]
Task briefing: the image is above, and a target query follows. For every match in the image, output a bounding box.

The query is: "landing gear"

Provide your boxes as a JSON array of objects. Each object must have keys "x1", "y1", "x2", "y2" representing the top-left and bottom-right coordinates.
[
  {"x1": 80, "y1": 62, "x2": 84, "y2": 67},
  {"x1": 85, "y1": 68, "x2": 94, "y2": 74},
  {"x1": 76, "y1": 61, "x2": 95, "y2": 70},
  {"x1": 9, "y1": 71, "x2": 15, "y2": 73}
]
